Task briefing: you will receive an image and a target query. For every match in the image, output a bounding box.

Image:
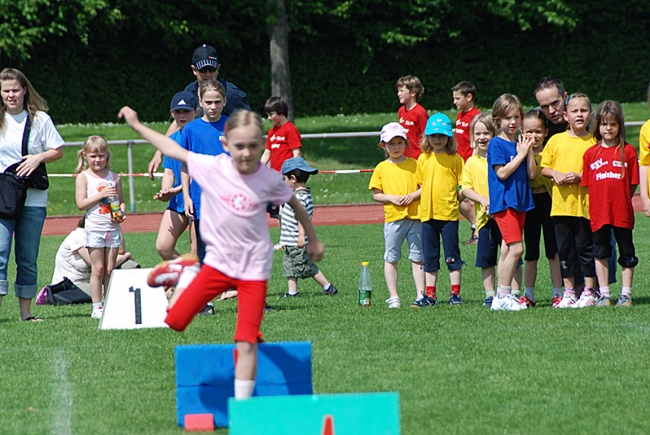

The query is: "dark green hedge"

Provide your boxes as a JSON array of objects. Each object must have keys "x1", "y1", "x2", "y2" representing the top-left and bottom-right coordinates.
[{"x1": 6, "y1": 1, "x2": 649, "y2": 124}]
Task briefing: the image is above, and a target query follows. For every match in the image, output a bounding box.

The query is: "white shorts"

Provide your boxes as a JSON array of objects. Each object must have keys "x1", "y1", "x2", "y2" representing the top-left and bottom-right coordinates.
[
  {"x1": 86, "y1": 229, "x2": 122, "y2": 249},
  {"x1": 383, "y1": 219, "x2": 423, "y2": 263}
]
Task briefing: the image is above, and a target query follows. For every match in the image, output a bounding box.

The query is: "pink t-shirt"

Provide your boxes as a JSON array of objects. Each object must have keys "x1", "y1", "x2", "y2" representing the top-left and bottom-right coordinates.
[{"x1": 187, "y1": 152, "x2": 294, "y2": 280}]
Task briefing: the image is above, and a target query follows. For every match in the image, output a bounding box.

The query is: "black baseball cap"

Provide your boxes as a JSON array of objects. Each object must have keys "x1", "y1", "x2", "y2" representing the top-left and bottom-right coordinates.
[{"x1": 192, "y1": 44, "x2": 219, "y2": 70}]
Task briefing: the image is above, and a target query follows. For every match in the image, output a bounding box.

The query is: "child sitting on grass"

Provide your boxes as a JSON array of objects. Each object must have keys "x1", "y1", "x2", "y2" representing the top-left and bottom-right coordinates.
[{"x1": 279, "y1": 157, "x2": 338, "y2": 297}]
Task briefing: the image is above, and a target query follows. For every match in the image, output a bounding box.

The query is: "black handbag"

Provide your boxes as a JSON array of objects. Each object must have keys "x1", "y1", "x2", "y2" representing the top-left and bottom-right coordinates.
[
  {"x1": 0, "y1": 167, "x2": 27, "y2": 219},
  {"x1": 46, "y1": 277, "x2": 92, "y2": 305},
  {"x1": 21, "y1": 116, "x2": 49, "y2": 190}
]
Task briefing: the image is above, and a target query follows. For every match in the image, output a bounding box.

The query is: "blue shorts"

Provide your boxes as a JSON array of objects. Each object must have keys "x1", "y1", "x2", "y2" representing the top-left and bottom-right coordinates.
[
  {"x1": 383, "y1": 219, "x2": 423, "y2": 263},
  {"x1": 422, "y1": 219, "x2": 462, "y2": 272},
  {"x1": 475, "y1": 220, "x2": 502, "y2": 268}
]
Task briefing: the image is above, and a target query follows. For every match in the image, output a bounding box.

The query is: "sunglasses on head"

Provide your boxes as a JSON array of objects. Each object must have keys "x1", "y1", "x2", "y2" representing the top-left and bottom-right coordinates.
[{"x1": 198, "y1": 66, "x2": 217, "y2": 74}]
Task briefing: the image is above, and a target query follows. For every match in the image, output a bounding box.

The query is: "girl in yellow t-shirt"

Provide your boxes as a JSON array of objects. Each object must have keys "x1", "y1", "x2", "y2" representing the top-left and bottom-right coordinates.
[
  {"x1": 540, "y1": 93, "x2": 597, "y2": 308},
  {"x1": 638, "y1": 82, "x2": 650, "y2": 217},
  {"x1": 369, "y1": 122, "x2": 423, "y2": 309},
  {"x1": 413, "y1": 113, "x2": 464, "y2": 307}
]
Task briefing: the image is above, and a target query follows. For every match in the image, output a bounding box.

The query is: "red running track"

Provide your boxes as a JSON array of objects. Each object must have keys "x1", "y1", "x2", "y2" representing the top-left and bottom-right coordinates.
[
  {"x1": 42, "y1": 203, "x2": 387, "y2": 237},
  {"x1": 41, "y1": 195, "x2": 647, "y2": 237}
]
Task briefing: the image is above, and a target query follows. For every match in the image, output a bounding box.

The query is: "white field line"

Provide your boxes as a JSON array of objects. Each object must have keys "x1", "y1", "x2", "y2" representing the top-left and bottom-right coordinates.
[{"x1": 52, "y1": 349, "x2": 73, "y2": 435}]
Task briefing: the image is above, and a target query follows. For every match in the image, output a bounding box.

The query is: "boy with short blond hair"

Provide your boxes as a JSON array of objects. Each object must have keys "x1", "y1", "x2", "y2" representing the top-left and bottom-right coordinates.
[{"x1": 396, "y1": 75, "x2": 428, "y2": 159}]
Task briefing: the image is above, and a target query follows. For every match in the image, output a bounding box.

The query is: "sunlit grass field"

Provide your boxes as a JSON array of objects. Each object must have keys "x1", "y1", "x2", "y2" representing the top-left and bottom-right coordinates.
[{"x1": 2, "y1": 219, "x2": 650, "y2": 434}]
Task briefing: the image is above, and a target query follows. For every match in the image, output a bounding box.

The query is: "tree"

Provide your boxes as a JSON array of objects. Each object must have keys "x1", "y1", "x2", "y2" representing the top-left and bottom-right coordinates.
[{"x1": 268, "y1": 0, "x2": 294, "y2": 121}]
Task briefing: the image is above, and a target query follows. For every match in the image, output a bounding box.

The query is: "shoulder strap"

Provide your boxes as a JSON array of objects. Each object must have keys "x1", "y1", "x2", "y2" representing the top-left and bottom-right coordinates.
[{"x1": 21, "y1": 115, "x2": 32, "y2": 157}]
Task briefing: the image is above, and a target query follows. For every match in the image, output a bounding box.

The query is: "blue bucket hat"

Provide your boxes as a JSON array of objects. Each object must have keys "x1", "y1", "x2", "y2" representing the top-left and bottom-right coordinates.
[
  {"x1": 424, "y1": 113, "x2": 453, "y2": 137},
  {"x1": 281, "y1": 157, "x2": 319, "y2": 176}
]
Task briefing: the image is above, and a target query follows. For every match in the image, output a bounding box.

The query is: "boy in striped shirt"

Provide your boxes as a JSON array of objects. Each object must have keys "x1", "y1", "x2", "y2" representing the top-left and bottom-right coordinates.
[{"x1": 279, "y1": 158, "x2": 338, "y2": 297}]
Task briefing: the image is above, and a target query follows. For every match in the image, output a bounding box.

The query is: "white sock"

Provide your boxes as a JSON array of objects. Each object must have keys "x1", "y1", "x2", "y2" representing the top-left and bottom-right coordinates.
[
  {"x1": 323, "y1": 283, "x2": 331, "y2": 291},
  {"x1": 287, "y1": 290, "x2": 298, "y2": 295},
  {"x1": 497, "y1": 285, "x2": 511, "y2": 298},
  {"x1": 234, "y1": 379, "x2": 255, "y2": 399},
  {"x1": 92, "y1": 302, "x2": 102, "y2": 311}
]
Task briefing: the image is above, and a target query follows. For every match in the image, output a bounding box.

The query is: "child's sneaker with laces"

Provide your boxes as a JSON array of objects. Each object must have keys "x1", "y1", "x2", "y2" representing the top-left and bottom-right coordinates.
[
  {"x1": 554, "y1": 295, "x2": 577, "y2": 308},
  {"x1": 491, "y1": 294, "x2": 527, "y2": 311},
  {"x1": 519, "y1": 295, "x2": 536, "y2": 307},
  {"x1": 616, "y1": 294, "x2": 632, "y2": 307},
  {"x1": 551, "y1": 294, "x2": 563, "y2": 308},
  {"x1": 147, "y1": 253, "x2": 200, "y2": 288},
  {"x1": 410, "y1": 295, "x2": 437, "y2": 308},
  {"x1": 571, "y1": 291, "x2": 597, "y2": 308},
  {"x1": 595, "y1": 296, "x2": 612, "y2": 307},
  {"x1": 323, "y1": 284, "x2": 339, "y2": 295},
  {"x1": 282, "y1": 292, "x2": 300, "y2": 298},
  {"x1": 449, "y1": 294, "x2": 464, "y2": 305},
  {"x1": 91, "y1": 306, "x2": 103, "y2": 319},
  {"x1": 482, "y1": 296, "x2": 494, "y2": 306},
  {"x1": 385, "y1": 296, "x2": 401, "y2": 308}
]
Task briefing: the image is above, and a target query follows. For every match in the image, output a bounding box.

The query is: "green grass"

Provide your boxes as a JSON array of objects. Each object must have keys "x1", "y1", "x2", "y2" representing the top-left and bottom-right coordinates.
[
  {"x1": 2, "y1": 219, "x2": 650, "y2": 434},
  {"x1": 46, "y1": 104, "x2": 650, "y2": 215}
]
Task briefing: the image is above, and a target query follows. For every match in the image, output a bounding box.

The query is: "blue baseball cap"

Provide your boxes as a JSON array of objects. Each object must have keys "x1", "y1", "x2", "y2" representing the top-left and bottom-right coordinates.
[
  {"x1": 170, "y1": 91, "x2": 198, "y2": 112},
  {"x1": 281, "y1": 157, "x2": 319, "y2": 176},
  {"x1": 424, "y1": 113, "x2": 453, "y2": 137}
]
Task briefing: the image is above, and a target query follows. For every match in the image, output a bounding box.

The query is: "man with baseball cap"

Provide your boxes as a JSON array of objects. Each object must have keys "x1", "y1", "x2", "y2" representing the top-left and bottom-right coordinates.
[{"x1": 184, "y1": 44, "x2": 250, "y2": 116}]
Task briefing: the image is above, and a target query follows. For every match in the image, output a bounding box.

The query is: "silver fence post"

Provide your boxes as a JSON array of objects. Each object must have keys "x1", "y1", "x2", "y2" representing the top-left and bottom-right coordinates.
[{"x1": 127, "y1": 141, "x2": 136, "y2": 213}]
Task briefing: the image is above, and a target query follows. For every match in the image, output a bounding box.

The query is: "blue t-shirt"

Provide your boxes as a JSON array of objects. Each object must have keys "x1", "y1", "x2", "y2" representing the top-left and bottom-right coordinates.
[
  {"x1": 180, "y1": 116, "x2": 228, "y2": 220},
  {"x1": 162, "y1": 130, "x2": 184, "y2": 214},
  {"x1": 487, "y1": 136, "x2": 534, "y2": 214}
]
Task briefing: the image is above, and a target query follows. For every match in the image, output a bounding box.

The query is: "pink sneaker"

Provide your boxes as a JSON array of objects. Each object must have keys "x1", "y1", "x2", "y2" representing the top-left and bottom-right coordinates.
[
  {"x1": 35, "y1": 286, "x2": 50, "y2": 305},
  {"x1": 147, "y1": 253, "x2": 200, "y2": 288}
]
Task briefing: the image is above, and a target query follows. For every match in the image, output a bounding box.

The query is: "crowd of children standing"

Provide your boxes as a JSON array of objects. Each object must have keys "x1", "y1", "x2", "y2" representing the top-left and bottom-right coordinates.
[{"x1": 372, "y1": 75, "x2": 647, "y2": 311}]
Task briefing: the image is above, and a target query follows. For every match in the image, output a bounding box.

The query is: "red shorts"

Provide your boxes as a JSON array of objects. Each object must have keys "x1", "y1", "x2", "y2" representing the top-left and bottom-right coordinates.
[
  {"x1": 493, "y1": 209, "x2": 526, "y2": 245},
  {"x1": 165, "y1": 265, "x2": 267, "y2": 344}
]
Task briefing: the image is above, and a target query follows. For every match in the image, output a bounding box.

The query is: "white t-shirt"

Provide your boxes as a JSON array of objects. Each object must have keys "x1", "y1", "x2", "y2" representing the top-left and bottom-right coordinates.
[
  {"x1": 52, "y1": 228, "x2": 91, "y2": 285},
  {"x1": 187, "y1": 152, "x2": 293, "y2": 280},
  {"x1": 0, "y1": 111, "x2": 65, "y2": 207}
]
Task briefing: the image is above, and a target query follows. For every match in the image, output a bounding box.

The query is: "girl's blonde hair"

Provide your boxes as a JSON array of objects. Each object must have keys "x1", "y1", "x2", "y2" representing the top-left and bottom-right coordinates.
[
  {"x1": 592, "y1": 100, "x2": 627, "y2": 175},
  {"x1": 76, "y1": 135, "x2": 111, "y2": 174},
  {"x1": 420, "y1": 132, "x2": 457, "y2": 155},
  {"x1": 491, "y1": 94, "x2": 524, "y2": 132},
  {"x1": 0, "y1": 68, "x2": 48, "y2": 132},
  {"x1": 225, "y1": 110, "x2": 264, "y2": 143},
  {"x1": 469, "y1": 112, "x2": 496, "y2": 149},
  {"x1": 199, "y1": 79, "x2": 226, "y2": 100}
]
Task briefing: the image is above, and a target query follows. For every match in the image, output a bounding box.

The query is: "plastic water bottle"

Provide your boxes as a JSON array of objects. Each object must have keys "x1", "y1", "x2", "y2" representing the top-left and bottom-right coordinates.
[
  {"x1": 358, "y1": 262, "x2": 371, "y2": 306},
  {"x1": 107, "y1": 181, "x2": 123, "y2": 220}
]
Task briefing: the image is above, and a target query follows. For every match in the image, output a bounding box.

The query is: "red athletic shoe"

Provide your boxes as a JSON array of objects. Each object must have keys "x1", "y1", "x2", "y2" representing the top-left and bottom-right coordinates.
[
  {"x1": 518, "y1": 295, "x2": 537, "y2": 307},
  {"x1": 147, "y1": 253, "x2": 200, "y2": 288},
  {"x1": 551, "y1": 294, "x2": 563, "y2": 308}
]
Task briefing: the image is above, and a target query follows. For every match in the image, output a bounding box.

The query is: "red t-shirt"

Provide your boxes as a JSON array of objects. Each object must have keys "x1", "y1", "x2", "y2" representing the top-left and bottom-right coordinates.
[
  {"x1": 266, "y1": 121, "x2": 302, "y2": 172},
  {"x1": 398, "y1": 103, "x2": 428, "y2": 159},
  {"x1": 455, "y1": 107, "x2": 481, "y2": 161},
  {"x1": 581, "y1": 143, "x2": 639, "y2": 231}
]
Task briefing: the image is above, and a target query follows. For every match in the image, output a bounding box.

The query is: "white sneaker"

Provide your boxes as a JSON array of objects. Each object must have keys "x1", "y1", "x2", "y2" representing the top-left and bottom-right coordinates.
[
  {"x1": 91, "y1": 306, "x2": 103, "y2": 319},
  {"x1": 385, "y1": 296, "x2": 401, "y2": 308},
  {"x1": 491, "y1": 294, "x2": 527, "y2": 311},
  {"x1": 554, "y1": 295, "x2": 577, "y2": 308},
  {"x1": 572, "y1": 292, "x2": 597, "y2": 308}
]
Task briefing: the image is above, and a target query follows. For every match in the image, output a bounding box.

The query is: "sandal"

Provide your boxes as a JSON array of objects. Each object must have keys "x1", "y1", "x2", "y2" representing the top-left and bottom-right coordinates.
[{"x1": 21, "y1": 316, "x2": 44, "y2": 322}]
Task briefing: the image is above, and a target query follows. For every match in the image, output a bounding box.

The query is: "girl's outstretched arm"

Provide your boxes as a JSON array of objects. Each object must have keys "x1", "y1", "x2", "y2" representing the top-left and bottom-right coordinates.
[{"x1": 118, "y1": 107, "x2": 188, "y2": 164}]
